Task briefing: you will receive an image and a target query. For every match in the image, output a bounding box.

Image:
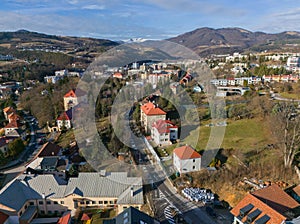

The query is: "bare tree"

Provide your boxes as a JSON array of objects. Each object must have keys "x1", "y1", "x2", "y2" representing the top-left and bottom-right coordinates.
[{"x1": 271, "y1": 102, "x2": 300, "y2": 168}]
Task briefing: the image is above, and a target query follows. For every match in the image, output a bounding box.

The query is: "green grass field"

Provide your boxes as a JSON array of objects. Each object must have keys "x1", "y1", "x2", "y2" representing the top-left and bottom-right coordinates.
[{"x1": 182, "y1": 118, "x2": 273, "y2": 153}]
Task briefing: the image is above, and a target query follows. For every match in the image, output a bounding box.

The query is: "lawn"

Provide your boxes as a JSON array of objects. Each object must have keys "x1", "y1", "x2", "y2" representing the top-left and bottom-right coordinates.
[{"x1": 182, "y1": 118, "x2": 273, "y2": 153}]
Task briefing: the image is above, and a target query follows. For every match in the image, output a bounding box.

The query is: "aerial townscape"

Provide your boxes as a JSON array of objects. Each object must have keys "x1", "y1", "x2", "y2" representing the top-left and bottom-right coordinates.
[{"x1": 2, "y1": 1, "x2": 300, "y2": 224}]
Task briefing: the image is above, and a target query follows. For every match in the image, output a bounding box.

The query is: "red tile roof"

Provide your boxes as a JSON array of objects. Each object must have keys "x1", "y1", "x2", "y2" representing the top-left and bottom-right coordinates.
[
  {"x1": 231, "y1": 194, "x2": 286, "y2": 224},
  {"x1": 3, "y1": 106, "x2": 14, "y2": 113},
  {"x1": 173, "y1": 145, "x2": 201, "y2": 160},
  {"x1": 64, "y1": 88, "x2": 86, "y2": 98},
  {"x1": 152, "y1": 119, "x2": 177, "y2": 134},
  {"x1": 4, "y1": 120, "x2": 21, "y2": 129},
  {"x1": 57, "y1": 109, "x2": 72, "y2": 121},
  {"x1": 141, "y1": 102, "x2": 166, "y2": 116},
  {"x1": 8, "y1": 113, "x2": 20, "y2": 121},
  {"x1": 57, "y1": 213, "x2": 71, "y2": 224},
  {"x1": 252, "y1": 184, "x2": 299, "y2": 214},
  {"x1": 0, "y1": 211, "x2": 8, "y2": 224}
]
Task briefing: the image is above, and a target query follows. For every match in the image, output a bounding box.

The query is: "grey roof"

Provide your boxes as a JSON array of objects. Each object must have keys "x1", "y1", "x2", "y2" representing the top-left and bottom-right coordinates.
[
  {"x1": 0, "y1": 172, "x2": 143, "y2": 212},
  {"x1": 66, "y1": 173, "x2": 143, "y2": 204},
  {"x1": 104, "y1": 206, "x2": 159, "y2": 224},
  {"x1": 0, "y1": 180, "x2": 40, "y2": 212},
  {"x1": 40, "y1": 157, "x2": 58, "y2": 168}
]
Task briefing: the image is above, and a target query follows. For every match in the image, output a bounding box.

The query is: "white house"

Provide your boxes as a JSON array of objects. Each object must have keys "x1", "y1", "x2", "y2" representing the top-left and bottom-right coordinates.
[
  {"x1": 56, "y1": 109, "x2": 72, "y2": 131},
  {"x1": 173, "y1": 145, "x2": 201, "y2": 174},
  {"x1": 63, "y1": 89, "x2": 87, "y2": 111},
  {"x1": 151, "y1": 119, "x2": 178, "y2": 146}
]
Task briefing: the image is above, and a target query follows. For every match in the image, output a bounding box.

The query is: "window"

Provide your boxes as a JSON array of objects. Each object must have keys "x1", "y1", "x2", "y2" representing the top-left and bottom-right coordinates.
[
  {"x1": 47, "y1": 201, "x2": 51, "y2": 205},
  {"x1": 86, "y1": 201, "x2": 90, "y2": 205},
  {"x1": 25, "y1": 205, "x2": 28, "y2": 209},
  {"x1": 39, "y1": 201, "x2": 43, "y2": 205},
  {"x1": 92, "y1": 201, "x2": 96, "y2": 205},
  {"x1": 99, "y1": 201, "x2": 103, "y2": 204},
  {"x1": 19, "y1": 211, "x2": 23, "y2": 216},
  {"x1": 109, "y1": 201, "x2": 114, "y2": 204},
  {"x1": 193, "y1": 166, "x2": 195, "y2": 169},
  {"x1": 80, "y1": 201, "x2": 84, "y2": 205},
  {"x1": 54, "y1": 201, "x2": 58, "y2": 204},
  {"x1": 193, "y1": 159, "x2": 195, "y2": 162},
  {"x1": 60, "y1": 201, "x2": 64, "y2": 204},
  {"x1": 104, "y1": 201, "x2": 108, "y2": 204},
  {"x1": 48, "y1": 211, "x2": 52, "y2": 214},
  {"x1": 40, "y1": 210, "x2": 45, "y2": 214},
  {"x1": 29, "y1": 202, "x2": 34, "y2": 206}
]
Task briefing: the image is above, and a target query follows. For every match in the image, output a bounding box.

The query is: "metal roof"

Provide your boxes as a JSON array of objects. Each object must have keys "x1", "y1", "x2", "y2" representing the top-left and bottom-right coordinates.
[{"x1": 0, "y1": 172, "x2": 143, "y2": 212}]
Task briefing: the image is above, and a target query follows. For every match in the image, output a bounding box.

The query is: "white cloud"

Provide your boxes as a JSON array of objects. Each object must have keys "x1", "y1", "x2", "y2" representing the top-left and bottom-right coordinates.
[{"x1": 82, "y1": 4, "x2": 105, "y2": 10}]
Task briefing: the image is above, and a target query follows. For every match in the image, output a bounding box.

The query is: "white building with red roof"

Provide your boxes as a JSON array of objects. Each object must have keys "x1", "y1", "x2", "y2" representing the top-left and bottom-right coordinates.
[
  {"x1": 151, "y1": 119, "x2": 178, "y2": 146},
  {"x1": 140, "y1": 102, "x2": 166, "y2": 133},
  {"x1": 56, "y1": 109, "x2": 72, "y2": 131},
  {"x1": 173, "y1": 145, "x2": 201, "y2": 174},
  {"x1": 63, "y1": 88, "x2": 86, "y2": 111}
]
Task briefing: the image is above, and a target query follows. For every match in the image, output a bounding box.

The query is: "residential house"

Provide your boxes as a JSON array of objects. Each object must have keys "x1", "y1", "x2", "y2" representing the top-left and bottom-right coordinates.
[
  {"x1": 3, "y1": 107, "x2": 15, "y2": 120},
  {"x1": 4, "y1": 120, "x2": 25, "y2": 140},
  {"x1": 0, "y1": 172, "x2": 143, "y2": 223},
  {"x1": 140, "y1": 102, "x2": 166, "y2": 133},
  {"x1": 173, "y1": 145, "x2": 201, "y2": 174},
  {"x1": 63, "y1": 89, "x2": 87, "y2": 111},
  {"x1": 103, "y1": 206, "x2": 160, "y2": 224},
  {"x1": 151, "y1": 119, "x2": 178, "y2": 146},
  {"x1": 57, "y1": 109, "x2": 72, "y2": 131},
  {"x1": 231, "y1": 184, "x2": 300, "y2": 224}
]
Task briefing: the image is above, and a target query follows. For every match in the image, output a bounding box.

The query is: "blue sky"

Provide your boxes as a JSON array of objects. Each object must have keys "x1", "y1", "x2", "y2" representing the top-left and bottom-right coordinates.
[{"x1": 1, "y1": 0, "x2": 300, "y2": 40}]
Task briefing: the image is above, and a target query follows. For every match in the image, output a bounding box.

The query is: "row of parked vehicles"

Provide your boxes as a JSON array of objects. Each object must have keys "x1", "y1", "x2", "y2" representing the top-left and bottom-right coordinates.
[{"x1": 181, "y1": 187, "x2": 215, "y2": 204}]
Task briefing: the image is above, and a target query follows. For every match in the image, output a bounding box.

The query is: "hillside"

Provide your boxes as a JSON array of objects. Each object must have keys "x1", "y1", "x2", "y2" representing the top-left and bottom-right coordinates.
[
  {"x1": 168, "y1": 27, "x2": 300, "y2": 56},
  {"x1": 0, "y1": 29, "x2": 118, "y2": 59}
]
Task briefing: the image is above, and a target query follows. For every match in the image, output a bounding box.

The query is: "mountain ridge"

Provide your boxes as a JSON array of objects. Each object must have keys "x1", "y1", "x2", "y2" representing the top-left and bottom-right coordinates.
[{"x1": 167, "y1": 27, "x2": 300, "y2": 56}]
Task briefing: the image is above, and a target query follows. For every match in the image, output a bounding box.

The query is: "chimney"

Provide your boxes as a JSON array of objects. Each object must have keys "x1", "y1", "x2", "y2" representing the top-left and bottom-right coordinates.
[
  {"x1": 42, "y1": 193, "x2": 48, "y2": 214},
  {"x1": 130, "y1": 187, "x2": 134, "y2": 197}
]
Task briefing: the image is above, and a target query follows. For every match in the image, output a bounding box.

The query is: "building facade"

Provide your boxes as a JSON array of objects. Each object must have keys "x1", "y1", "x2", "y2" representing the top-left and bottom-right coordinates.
[{"x1": 173, "y1": 145, "x2": 201, "y2": 174}]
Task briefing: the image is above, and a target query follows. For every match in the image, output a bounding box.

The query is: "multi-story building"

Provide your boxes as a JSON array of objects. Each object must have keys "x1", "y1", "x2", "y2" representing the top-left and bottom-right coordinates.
[
  {"x1": 0, "y1": 172, "x2": 143, "y2": 224},
  {"x1": 140, "y1": 102, "x2": 166, "y2": 133},
  {"x1": 287, "y1": 56, "x2": 300, "y2": 71},
  {"x1": 151, "y1": 119, "x2": 178, "y2": 146}
]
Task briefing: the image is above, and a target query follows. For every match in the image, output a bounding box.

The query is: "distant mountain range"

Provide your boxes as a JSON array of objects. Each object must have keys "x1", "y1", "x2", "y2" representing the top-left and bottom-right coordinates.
[
  {"x1": 168, "y1": 27, "x2": 300, "y2": 56},
  {"x1": 1, "y1": 28, "x2": 300, "y2": 58}
]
